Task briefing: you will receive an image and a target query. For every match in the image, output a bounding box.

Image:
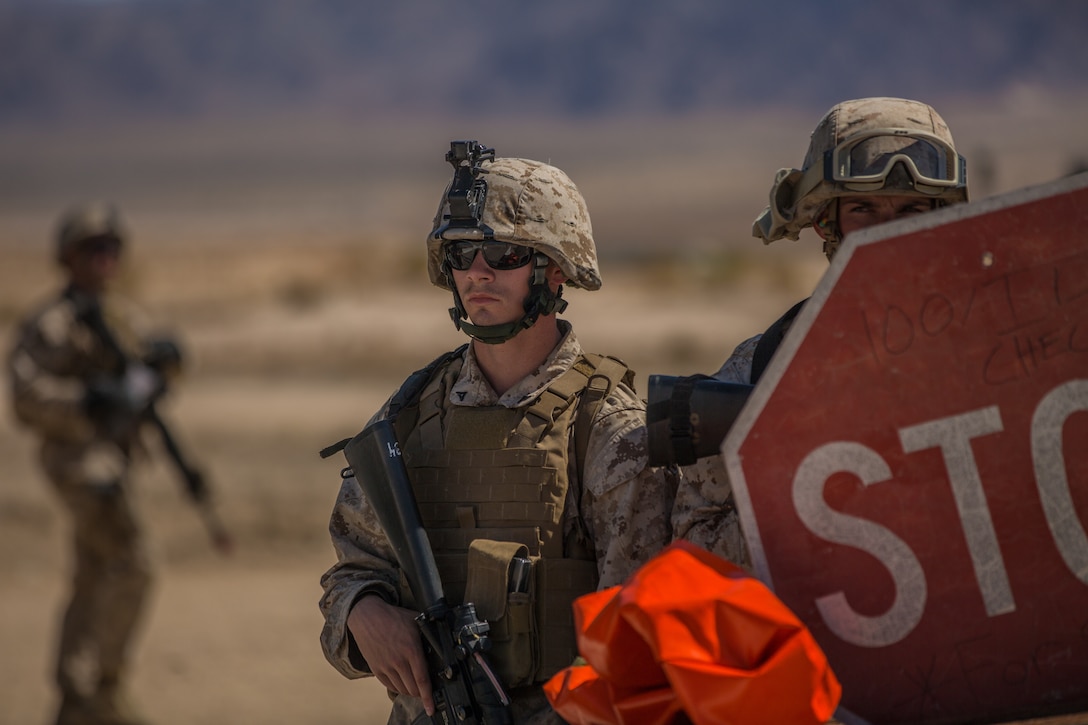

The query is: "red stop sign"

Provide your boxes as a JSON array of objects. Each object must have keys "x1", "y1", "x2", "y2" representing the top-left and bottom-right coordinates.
[{"x1": 723, "y1": 173, "x2": 1088, "y2": 725}]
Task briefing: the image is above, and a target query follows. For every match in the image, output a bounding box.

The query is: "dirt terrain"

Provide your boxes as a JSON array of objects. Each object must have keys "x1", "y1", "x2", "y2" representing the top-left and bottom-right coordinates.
[
  {"x1": 0, "y1": 233, "x2": 823, "y2": 724},
  {"x1": 2, "y1": 102, "x2": 1086, "y2": 724}
]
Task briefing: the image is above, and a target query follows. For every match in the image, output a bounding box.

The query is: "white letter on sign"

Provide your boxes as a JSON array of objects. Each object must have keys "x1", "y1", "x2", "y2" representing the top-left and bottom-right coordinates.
[
  {"x1": 1032, "y1": 379, "x2": 1088, "y2": 584},
  {"x1": 794, "y1": 442, "x2": 926, "y2": 647},
  {"x1": 899, "y1": 406, "x2": 1013, "y2": 616}
]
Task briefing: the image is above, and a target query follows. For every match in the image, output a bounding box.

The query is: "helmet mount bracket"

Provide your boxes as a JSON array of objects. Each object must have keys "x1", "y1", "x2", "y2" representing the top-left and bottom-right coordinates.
[{"x1": 433, "y1": 140, "x2": 496, "y2": 240}]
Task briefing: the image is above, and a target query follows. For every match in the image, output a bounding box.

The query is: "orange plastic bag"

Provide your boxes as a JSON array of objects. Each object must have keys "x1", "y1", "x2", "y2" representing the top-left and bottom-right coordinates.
[{"x1": 543, "y1": 540, "x2": 841, "y2": 725}]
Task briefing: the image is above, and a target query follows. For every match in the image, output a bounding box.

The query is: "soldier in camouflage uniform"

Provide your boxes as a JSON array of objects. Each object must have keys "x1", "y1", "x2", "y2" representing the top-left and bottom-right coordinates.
[
  {"x1": 676, "y1": 97, "x2": 971, "y2": 571},
  {"x1": 319, "y1": 145, "x2": 678, "y2": 724},
  {"x1": 7, "y1": 203, "x2": 184, "y2": 725}
]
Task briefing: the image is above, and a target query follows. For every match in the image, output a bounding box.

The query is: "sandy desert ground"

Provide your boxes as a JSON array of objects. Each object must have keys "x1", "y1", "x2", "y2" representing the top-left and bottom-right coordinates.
[
  {"x1": 2, "y1": 101, "x2": 1087, "y2": 724},
  {"x1": 0, "y1": 241, "x2": 822, "y2": 725}
]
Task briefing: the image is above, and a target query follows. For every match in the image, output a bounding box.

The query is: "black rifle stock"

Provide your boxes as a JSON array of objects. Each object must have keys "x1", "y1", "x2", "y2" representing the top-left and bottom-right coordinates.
[
  {"x1": 344, "y1": 419, "x2": 512, "y2": 725},
  {"x1": 78, "y1": 299, "x2": 231, "y2": 553}
]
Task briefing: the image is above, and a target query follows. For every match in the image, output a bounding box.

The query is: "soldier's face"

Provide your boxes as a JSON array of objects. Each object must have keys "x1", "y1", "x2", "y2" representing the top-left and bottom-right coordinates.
[
  {"x1": 450, "y1": 248, "x2": 535, "y2": 326},
  {"x1": 450, "y1": 250, "x2": 565, "y2": 327},
  {"x1": 66, "y1": 237, "x2": 121, "y2": 294},
  {"x1": 830, "y1": 195, "x2": 936, "y2": 238}
]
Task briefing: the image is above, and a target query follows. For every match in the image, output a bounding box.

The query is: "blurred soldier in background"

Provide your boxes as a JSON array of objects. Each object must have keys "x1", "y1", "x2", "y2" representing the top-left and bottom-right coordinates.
[
  {"x1": 7, "y1": 203, "x2": 197, "y2": 725},
  {"x1": 319, "y1": 143, "x2": 677, "y2": 724},
  {"x1": 673, "y1": 97, "x2": 970, "y2": 571}
]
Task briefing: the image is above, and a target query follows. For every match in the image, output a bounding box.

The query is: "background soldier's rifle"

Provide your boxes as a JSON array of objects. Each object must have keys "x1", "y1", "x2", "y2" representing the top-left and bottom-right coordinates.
[
  {"x1": 79, "y1": 298, "x2": 232, "y2": 554},
  {"x1": 342, "y1": 419, "x2": 512, "y2": 725}
]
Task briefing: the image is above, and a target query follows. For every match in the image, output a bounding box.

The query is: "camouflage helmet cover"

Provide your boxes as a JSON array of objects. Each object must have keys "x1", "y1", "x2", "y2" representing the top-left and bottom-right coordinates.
[
  {"x1": 56, "y1": 202, "x2": 127, "y2": 264},
  {"x1": 427, "y1": 157, "x2": 601, "y2": 291},
  {"x1": 753, "y1": 97, "x2": 968, "y2": 244}
]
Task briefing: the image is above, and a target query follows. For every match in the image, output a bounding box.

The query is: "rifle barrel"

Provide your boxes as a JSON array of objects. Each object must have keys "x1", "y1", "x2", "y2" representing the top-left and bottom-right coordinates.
[{"x1": 344, "y1": 419, "x2": 446, "y2": 609}]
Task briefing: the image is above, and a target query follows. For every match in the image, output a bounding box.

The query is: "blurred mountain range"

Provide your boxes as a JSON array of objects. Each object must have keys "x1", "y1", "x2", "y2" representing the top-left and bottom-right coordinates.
[
  {"x1": 3, "y1": 0, "x2": 1088, "y2": 125},
  {"x1": 2, "y1": 0, "x2": 1087, "y2": 262}
]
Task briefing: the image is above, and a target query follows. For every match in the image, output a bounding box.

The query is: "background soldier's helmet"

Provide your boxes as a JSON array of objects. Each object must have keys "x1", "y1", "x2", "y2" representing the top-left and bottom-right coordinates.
[
  {"x1": 753, "y1": 97, "x2": 969, "y2": 244},
  {"x1": 426, "y1": 157, "x2": 601, "y2": 291},
  {"x1": 55, "y1": 202, "x2": 127, "y2": 264}
]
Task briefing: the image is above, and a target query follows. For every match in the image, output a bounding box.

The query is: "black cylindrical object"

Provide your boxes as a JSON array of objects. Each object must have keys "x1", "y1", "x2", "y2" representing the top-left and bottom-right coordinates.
[{"x1": 646, "y1": 374, "x2": 754, "y2": 466}]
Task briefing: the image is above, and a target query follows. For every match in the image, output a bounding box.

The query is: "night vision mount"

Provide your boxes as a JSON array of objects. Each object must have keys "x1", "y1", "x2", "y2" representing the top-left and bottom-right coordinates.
[
  {"x1": 434, "y1": 140, "x2": 496, "y2": 240},
  {"x1": 433, "y1": 139, "x2": 567, "y2": 345}
]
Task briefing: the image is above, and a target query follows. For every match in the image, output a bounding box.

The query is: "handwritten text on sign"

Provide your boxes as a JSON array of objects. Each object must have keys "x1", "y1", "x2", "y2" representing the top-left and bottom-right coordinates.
[{"x1": 860, "y1": 249, "x2": 1088, "y2": 385}]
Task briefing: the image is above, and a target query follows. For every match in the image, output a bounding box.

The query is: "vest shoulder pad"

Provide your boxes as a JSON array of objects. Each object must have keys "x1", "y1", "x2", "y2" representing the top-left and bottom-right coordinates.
[{"x1": 387, "y1": 343, "x2": 469, "y2": 419}]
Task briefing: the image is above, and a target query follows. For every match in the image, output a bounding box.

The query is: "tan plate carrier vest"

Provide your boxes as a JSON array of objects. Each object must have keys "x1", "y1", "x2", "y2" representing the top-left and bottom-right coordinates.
[{"x1": 390, "y1": 349, "x2": 632, "y2": 688}]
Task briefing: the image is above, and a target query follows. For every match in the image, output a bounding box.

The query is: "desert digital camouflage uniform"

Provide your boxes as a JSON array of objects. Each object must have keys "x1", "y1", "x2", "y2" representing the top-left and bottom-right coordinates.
[
  {"x1": 9, "y1": 290, "x2": 157, "y2": 722},
  {"x1": 666, "y1": 335, "x2": 757, "y2": 570},
  {"x1": 319, "y1": 148, "x2": 677, "y2": 724},
  {"x1": 320, "y1": 323, "x2": 675, "y2": 723},
  {"x1": 711, "y1": 336, "x2": 759, "y2": 385},
  {"x1": 6, "y1": 203, "x2": 174, "y2": 725}
]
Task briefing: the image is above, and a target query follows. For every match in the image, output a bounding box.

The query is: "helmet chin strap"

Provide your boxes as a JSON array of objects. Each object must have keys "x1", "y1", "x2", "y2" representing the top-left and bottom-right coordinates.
[
  {"x1": 816, "y1": 201, "x2": 843, "y2": 261},
  {"x1": 822, "y1": 236, "x2": 842, "y2": 261},
  {"x1": 447, "y1": 252, "x2": 568, "y2": 345}
]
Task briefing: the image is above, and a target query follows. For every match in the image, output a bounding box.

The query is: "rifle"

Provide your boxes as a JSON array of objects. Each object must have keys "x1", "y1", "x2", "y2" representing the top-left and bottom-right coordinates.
[
  {"x1": 78, "y1": 297, "x2": 232, "y2": 554},
  {"x1": 343, "y1": 419, "x2": 512, "y2": 725}
]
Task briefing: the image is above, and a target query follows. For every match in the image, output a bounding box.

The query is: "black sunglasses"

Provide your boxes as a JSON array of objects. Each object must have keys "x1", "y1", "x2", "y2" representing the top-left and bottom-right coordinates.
[
  {"x1": 443, "y1": 240, "x2": 534, "y2": 271},
  {"x1": 78, "y1": 237, "x2": 122, "y2": 257}
]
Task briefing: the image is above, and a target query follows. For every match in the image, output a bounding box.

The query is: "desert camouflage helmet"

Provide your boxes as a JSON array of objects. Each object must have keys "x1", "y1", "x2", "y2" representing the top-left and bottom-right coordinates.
[
  {"x1": 753, "y1": 97, "x2": 969, "y2": 245},
  {"x1": 427, "y1": 156, "x2": 601, "y2": 291},
  {"x1": 56, "y1": 202, "x2": 127, "y2": 264}
]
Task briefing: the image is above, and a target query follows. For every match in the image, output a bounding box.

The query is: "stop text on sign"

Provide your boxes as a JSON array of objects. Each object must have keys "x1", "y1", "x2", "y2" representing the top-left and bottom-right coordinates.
[{"x1": 795, "y1": 378, "x2": 1088, "y2": 648}]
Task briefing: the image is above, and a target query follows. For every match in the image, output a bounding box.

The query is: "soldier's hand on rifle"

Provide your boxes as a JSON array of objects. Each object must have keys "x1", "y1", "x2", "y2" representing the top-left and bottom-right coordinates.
[
  {"x1": 142, "y1": 337, "x2": 183, "y2": 379},
  {"x1": 84, "y1": 365, "x2": 163, "y2": 437},
  {"x1": 348, "y1": 594, "x2": 435, "y2": 716}
]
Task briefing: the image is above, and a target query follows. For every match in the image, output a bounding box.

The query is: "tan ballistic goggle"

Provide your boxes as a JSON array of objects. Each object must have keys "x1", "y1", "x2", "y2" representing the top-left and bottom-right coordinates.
[{"x1": 797, "y1": 129, "x2": 967, "y2": 199}]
